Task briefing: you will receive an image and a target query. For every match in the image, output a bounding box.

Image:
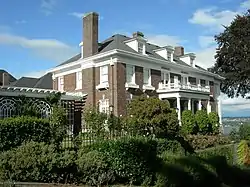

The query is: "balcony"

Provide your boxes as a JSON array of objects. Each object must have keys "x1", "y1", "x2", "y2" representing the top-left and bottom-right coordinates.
[{"x1": 157, "y1": 82, "x2": 210, "y2": 93}]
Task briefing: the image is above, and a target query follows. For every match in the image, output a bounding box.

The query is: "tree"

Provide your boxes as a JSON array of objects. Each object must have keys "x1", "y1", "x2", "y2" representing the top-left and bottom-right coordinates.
[
  {"x1": 195, "y1": 110, "x2": 209, "y2": 134},
  {"x1": 208, "y1": 112, "x2": 220, "y2": 134},
  {"x1": 181, "y1": 110, "x2": 197, "y2": 135},
  {"x1": 211, "y1": 10, "x2": 250, "y2": 98},
  {"x1": 126, "y1": 96, "x2": 179, "y2": 138}
]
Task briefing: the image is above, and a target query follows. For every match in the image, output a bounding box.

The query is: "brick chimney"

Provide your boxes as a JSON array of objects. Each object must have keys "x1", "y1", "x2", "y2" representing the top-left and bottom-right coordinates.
[
  {"x1": 83, "y1": 12, "x2": 99, "y2": 58},
  {"x1": 2, "y1": 72, "x2": 9, "y2": 86},
  {"x1": 174, "y1": 46, "x2": 184, "y2": 56}
]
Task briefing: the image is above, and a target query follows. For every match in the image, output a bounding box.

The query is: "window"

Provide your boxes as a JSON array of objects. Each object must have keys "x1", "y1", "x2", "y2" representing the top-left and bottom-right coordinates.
[
  {"x1": 58, "y1": 76, "x2": 64, "y2": 91},
  {"x1": 161, "y1": 72, "x2": 169, "y2": 85},
  {"x1": 126, "y1": 65, "x2": 135, "y2": 83},
  {"x1": 143, "y1": 68, "x2": 151, "y2": 85},
  {"x1": 76, "y1": 71, "x2": 82, "y2": 89},
  {"x1": 100, "y1": 65, "x2": 108, "y2": 84},
  {"x1": 99, "y1": 99, "x2": 109, "y2": 114},
  {"x1": 138, "y1": 42, "x2": 144, "y2": 54},
  {"x1": 167, "y1": 51, "x2": 172, "y2": 61}
]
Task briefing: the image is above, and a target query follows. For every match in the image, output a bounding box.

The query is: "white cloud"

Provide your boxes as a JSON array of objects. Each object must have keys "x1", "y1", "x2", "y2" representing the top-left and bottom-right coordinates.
[
  {"x1": 221, "y1": 93, "x2": 250, "y2": 111},
  {"x1": 189, "y1": 0, "x2": 250, "y2": 32},
  {"x1": 0, "y1": 33, "x2": 77, "y2": 62},
  {"x1": 147, "y1": 34, "x2": 182, "y2": 46},
  {"x1": 69, "y1": 12, "x2": 104, "y2": 21},
  {"x1": 15, "y1": 20, "x2": 27, "y2": 24},
  {"x1": 41, "y1": 0, "x2": 56, "y2": 16},
  {"x1": 198, "y1": 35, "x2": 216, "y2": 48},
  {"x1": 24, "y1": 70, "x2": 47, "y2": 78}
]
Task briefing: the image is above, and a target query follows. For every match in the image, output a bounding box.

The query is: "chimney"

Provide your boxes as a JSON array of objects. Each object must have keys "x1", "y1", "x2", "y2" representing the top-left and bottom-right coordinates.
[
  {"x1": 2, "y1": 72, "x2": 9, "y2": 86},
  {"x1": 174, "y1": 46, "x2": 184, "y2": 56},
  {"x1": 83, "y1": 12, "x2": 99, "y2": 58},
  {"x1": 133, "y1": 31, "x2": 144, "y2": 38}
]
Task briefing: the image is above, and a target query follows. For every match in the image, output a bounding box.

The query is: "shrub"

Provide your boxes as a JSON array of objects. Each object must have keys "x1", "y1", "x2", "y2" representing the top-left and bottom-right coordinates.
[
  {"x1": 155, "y1": 138, "x2": 185, "y2": 155},
  {"x1": 197, "y1": 144, "x2": 235, "y2": 165},
  {"x1": 185, "y1": 134, "x2": 231, "y2": 150},
  {"x1": 238, "y1": 124, "x2": 250, "y2": 141},
  {"x1": 0, "y1": 141, "x2": 77, "y2": 183},
  {"x1": 208, "y1": 112, "x2": 220, "y2": 134},
  {"x1": 0, "y1": 116, "x2": 51, "y2": 151},
  {"x1": 76, "y1": 150, "x2": 115, "y2": 186},
  {"x1": 195, "y1": 110, "x2": 209, "y2": 134},
  {"x1": 237, "y1": 140, "x2": 250, "y2": 166},
  {"x1": 181, "y1": 110, "x2": 197, "y2": 135},
  {"x1": 126, "y1": 96, "x2": 179, "y2": 138},
  {"x1": 86, "y1": 136, "x2": 159, "y2": 185}
]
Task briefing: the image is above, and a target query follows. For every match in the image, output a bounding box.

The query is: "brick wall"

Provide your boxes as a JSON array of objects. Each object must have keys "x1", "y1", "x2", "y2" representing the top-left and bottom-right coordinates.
[
  {"x1": 64, "y1": 73, "x2": 76, "y2": 91},
  {"x1": 53, "y1": 77, "x2": 58, "y2": 90},
  {"x1": 82, "y1": 67, "x2": 96, "y2": 107}
]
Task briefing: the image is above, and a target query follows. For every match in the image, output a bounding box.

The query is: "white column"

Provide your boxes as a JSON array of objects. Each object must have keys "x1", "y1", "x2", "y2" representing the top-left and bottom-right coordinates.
[
  {"x1": 188, "y1": 98, "x2": 191, "y2": 111},
  {"x1": 198, "y1": 99, "x2": 202, "y2": 110},
  {"x1": 217, "y1": 98, "x2": 222, "y2": 124},
  {"x1": 176, "y1": 96, "x2": 181, "y2": 125},
  {"x1": 207, "y1": 100, "x2": 211, "y2": 114}
]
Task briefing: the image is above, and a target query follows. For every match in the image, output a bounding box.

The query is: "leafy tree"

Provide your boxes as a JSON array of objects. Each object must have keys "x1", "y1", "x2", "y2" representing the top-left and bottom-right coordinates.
[
  {"x1": 126, "y1": 96, "x2": 179, "y2": 138},
  {"x1": 195, "y1": 110, "x2": 209, "y2": 134},
  {"x1": 181, "y1": 110, "x2": 197, "y2": 135},
  {"x1": 211, "y1": 10, "x2": 250, "y2": 98},
  {"x1": 238, "y1": 124, "x2": 250, "y2": 141},
  {"x1": 208, "y1": 112, "x2": 220, "y2": 134}
]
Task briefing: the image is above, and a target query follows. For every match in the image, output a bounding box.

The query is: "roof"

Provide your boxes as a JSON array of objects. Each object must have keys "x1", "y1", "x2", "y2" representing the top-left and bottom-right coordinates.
[
  {"x1": 0, "y1": 69, "x2": 17, "y2": 84},
  {"x1": 11, "y1": 73, "x2": 53, "y2": 89}
]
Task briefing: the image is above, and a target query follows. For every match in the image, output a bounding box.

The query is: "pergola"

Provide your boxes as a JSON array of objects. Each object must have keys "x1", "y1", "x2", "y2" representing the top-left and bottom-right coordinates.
[{"x1": 0, "y1": 86, "x2": 87, "y2": 139}]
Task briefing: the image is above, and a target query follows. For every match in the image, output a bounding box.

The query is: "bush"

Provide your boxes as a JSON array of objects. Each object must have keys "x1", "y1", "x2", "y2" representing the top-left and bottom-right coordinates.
[
  {"x1": 156, "y1": 138, "x2": 185, "y2": 155},
  {"x1": 185, "y1": 134, "x2": 231, "y2": 150},
  {"x1": 0, "y1": 116, "x2": 51, "y2": 151},
  {"x1": 238, "y1": 124, "x2": 250, "y2": 141},
  {"x1": 208, "y1": 112, "x2": 220, "y2": 134},
  {"x1": 195, "y1": 110, "x2": 209, "y2": 134},
  {"x1": 197, "y1": 144, "x2": 235, "y2": 164},
  {"x1": 126, "y1": 96, "x2": 179, "y2": 138},
  {"x1": 181, "y1": 110, "x2": 197, "y2": 135},
  {"x1": 0, "y1": 141, "x2": 77, "y2": 183},
  {"x1": 76, "y1": 150, "x2": 115, "y2": 186},
  {"x1": 237, "y1": 140, "x2": 250, "y2": 166},
  {"x1": 86, "y1": 136, "x2": 159, "y2": 185}
]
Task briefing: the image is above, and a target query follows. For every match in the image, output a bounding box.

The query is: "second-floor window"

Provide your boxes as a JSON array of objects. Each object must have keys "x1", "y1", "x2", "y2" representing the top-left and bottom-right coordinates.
[
  {"x1": 138, "y1": 42, "x2": 144, "y2": 54},
  {"x1": 126, "y1": 65, "x2": 135, "y2": 83},
  {"x1": 76, "y1": 71, "x2": 82, "y2": 89},
  {"x1": 161, "y1": 72, "x2": 169, "y2": 85},
  {"x1": 58, "y1": 76, "x2": 64, "y2": 91},
  {"x1": 100, "y1": 65, "x2": 108, "y2": 84},
  {"x1": 143, "y1": 68, "x2": 151, "y2": 85},
  {"x1": 167, "y1": 51, "x2": 171, "y2": 61}
]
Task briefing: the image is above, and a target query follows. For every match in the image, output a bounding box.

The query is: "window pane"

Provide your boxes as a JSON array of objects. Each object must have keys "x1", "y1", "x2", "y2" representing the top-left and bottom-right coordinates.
[
  {"x1": 143, "y1": 69, "x2": 149, "y2": 84},
  {"x1": 126, "y1": 65, "x2": 134, "y2": 83}
]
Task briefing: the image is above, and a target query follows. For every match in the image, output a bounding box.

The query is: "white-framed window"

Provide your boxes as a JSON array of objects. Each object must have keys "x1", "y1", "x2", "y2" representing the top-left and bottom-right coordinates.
[
  {"x1": 143, "y1": 68, "x2": 151, "y2": 85},
  {"x1": 138, "y1": 42, "x2": 144, "y2": 54},
  {"x1": 76, "y1": 71, "x2": 82, "y2": 89},
  {"x1": 161, "y1": 72, "x2": 169, "y2": 85},
  {"x1": 167, "y1": 51, "x2": 172, "y2": 61},
  {"x1": 100, "y1": 65, "x2": 108, "y2": 84},
  {"x1": 126, "y1": 65, "x2": 135, "y2": 83},
  {"x1": 58, "y1": 76, "x2": 64, "y2": 91},
  {"x1": 99, "y1": 99, "x2": 109, "y2": 114}
]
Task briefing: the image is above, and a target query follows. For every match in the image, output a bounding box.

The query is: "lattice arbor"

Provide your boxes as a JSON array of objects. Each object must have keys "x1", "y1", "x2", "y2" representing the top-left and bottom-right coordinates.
[{"x1": 0, "y1": 98, "x2": 18, "y2": 118}]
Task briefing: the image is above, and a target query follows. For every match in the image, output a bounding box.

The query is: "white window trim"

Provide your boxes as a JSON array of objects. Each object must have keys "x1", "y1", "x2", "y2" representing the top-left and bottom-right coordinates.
[
  {"x1": 143, "y1": 68, "x2": 151, "y2": 85},
  {"x1": 99, "y1": 99, "x2": 110, "y2": 114},
  {"x1": 75, "y1": 71, "x2": 82, "y2": 90},
  {"x1": 100, "y1": 65, "x2": 109, "y2": 84},
  {"x1": 58, "y1": 76, "x2": 64, "y2": 91},
  {"x1": 138, "y1": 42, "x2": 144, "y2": 54},
  {"x1": 126, "y1": 64, "x2": 135, "y2": 84}
]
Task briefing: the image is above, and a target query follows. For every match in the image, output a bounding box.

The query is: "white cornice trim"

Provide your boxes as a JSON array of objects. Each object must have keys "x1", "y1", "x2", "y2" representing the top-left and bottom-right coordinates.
[
  {"x1": 116, "y1": 49, "x2": 224, "y2": 80},
  {"x1": 47, "y1": 49, "x2": 118, "y2": 73}
]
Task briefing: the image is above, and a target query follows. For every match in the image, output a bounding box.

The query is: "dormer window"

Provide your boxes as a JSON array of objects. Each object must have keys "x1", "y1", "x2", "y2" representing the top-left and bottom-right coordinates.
[
  {"x1": 167, "y1": 51, "x2": 172, "y2": 61},
  {"x1": 138, "y1": 42, "x2": 144, "y2": 54}
]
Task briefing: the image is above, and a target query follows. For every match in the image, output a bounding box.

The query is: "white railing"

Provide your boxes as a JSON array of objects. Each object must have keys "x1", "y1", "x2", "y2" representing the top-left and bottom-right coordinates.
[{"x1": 158, "y1": 82, "x2": 210, "y2": 93}]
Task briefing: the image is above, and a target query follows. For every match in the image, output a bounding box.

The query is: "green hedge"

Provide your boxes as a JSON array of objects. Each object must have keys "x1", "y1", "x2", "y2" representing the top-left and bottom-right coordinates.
[
  {"x1": 185, "y1": 134, "x2": 231, "y2": 150},
  {"x1": 156, "y1": 138, "x2": 185, "y2": 155},
  {"x1": 197, "y1": 144, "x2": 235, "y2": 164},
  {"x1": 0, "y1": 141, "x2": 77, "y2": 183},
  {"x1": 84, "y1": 136, "x2": 159, "y2": 185},
  {"x1": 0, "y1": 116, "x2": 52, "y2": 151}
]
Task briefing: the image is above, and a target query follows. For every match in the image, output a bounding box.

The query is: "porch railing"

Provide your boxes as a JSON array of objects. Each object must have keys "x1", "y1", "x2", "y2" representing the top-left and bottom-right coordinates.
[{"x1": 158, "y1": 82, "x2": 210, "y2": 93}]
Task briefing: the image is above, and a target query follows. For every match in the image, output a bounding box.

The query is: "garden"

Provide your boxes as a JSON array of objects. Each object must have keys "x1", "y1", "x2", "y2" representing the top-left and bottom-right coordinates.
[{"x1": 1, "y1": 95, "x2": 250, "y2": 187}]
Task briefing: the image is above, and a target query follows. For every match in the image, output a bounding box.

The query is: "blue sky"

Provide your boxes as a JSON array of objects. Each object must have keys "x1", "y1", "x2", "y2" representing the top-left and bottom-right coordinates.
[{"x1": 1, "y1": 0, "x2": 250, "y2": 117}]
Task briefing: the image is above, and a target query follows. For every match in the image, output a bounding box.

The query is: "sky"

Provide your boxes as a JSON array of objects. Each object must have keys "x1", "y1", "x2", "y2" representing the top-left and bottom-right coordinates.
[{"x1": 1, "y1": 0, "x2": 250, "y2": 117}]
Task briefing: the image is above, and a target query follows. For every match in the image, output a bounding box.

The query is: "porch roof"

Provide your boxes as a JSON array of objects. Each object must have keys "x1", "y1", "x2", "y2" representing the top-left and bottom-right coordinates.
[{"x1": 0, "y1": 86, "x2": 87, "y2": 101}]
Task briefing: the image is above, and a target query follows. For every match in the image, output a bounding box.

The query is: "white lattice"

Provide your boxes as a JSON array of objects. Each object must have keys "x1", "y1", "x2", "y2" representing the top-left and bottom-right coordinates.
[
  {"x1": 32, "y1": 100, "x2": 52, "y2": 118},
  {"x1": 0, "y1": 98, "x2": 17, "y2": 118}
]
